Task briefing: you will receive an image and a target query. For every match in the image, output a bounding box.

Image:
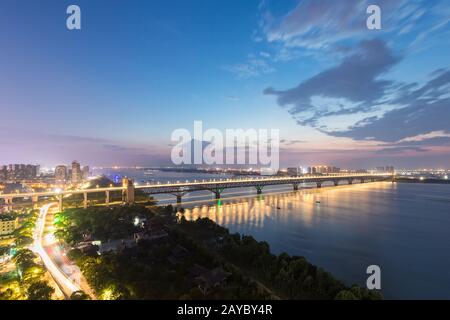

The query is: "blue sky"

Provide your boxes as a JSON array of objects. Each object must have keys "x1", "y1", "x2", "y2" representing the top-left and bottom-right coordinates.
[{"x1": 0, "y1": 0, "x2": 449, "y2": 168}]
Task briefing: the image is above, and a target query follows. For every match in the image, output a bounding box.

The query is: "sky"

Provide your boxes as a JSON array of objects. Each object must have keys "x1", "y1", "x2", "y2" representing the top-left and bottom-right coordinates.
[{"x1": 0, "y1": 0, "x2": 449, "y2": 169}]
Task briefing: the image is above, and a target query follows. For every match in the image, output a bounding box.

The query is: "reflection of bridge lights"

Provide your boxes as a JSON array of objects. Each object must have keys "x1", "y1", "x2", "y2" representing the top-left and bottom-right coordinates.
[{"x1": 420, "y1": 177, "x2": 425, "y2": 181}]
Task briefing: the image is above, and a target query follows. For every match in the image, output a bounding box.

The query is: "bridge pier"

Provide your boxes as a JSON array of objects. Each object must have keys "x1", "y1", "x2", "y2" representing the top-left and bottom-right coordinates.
[
  {"x1": 255, "y1": 186, "x2": 263, "y2": 195},
  {"x1": 333, "y1": 180, "x2": 339, "y2": 186},
  {"x1": 176, "y1": 195, "x2": 183, "y2": 204},
  {"x1": 361, "y1": 179, "x2": 365, "y2": 183},
  {"x1": 348, "y1": 179, "x2": 353, "y2": 185},
  {"x1": 293, "y1": 183, "x2": 299, "y2": 191},
  {"x1": 210, "y1": 188, "x2": 224, "y2": 200},
  {"x1": 316, "y1": 182, "x2": 322, "y2": 188}
]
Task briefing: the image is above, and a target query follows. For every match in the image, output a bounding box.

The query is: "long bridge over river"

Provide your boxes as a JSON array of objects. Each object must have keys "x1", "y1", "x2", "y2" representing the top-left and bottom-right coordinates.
[{"x1": 0, "y1": 173, "x2": 394, "y2": 211}]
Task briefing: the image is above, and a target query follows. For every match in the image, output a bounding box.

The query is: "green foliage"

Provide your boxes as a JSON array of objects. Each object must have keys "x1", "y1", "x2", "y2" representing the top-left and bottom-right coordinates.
[
  {"x1": 55, "y1": 205, "x2": 154, "y2": 244},
  {"x1": 335, "y1": 290, "x2": 358, "y2": 300},
  {"x1": 13, "y1": 249, "x2": 36, "y2": 272},
  {"x1": 26, "y1": 281, "x2": 54, "y2": 300},
  {"x1": 67, "y1": 248, "x2": 83, "y2": 262}
]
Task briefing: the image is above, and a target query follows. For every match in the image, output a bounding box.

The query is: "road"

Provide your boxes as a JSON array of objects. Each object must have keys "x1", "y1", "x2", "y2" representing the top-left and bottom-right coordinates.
[{"x1": 31, "y1": 203, "x2": 95, "y2": 299}]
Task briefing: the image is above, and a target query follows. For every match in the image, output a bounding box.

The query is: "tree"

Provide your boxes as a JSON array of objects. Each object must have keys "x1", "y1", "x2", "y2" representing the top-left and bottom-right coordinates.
[
  {"x1": 27, "y1": 281, "x2": 54, "y2": 300},
  {"x1": 15, "y1": 236, "x2": 34, "y2": 248},
  {"x1": 100, "y1": 284, "x2": 130, "y2": 300},
  {"x1": 13, "y1": 249, "x2": 36, "y2": 271},
  {"x1": 335, "y1": 290, "x2": 358, "y2": 300}
]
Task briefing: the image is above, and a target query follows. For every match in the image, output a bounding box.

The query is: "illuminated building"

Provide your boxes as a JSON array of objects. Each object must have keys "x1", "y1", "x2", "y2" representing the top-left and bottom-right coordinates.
[
  {"x1": 0, "y1": 164, "x2": 39, "y2": 181},
  {"x1": 55, "y1": 165, "x2": 68, "y2": 183},
  {"x1": 71, "y1": 161, "x2": 82, "y2": 185},
  {"x1": 307, "y1": 166, "x2": 340, "y2": 174},
  {"x1": 0, "y1": 215, "x2": 18, "y2": 236}
]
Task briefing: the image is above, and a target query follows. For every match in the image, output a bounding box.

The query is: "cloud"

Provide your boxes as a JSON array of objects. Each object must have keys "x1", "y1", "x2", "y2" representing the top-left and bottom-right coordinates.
[
  {"x1": 253, "y1": 0, "x2": 450, "y2": 68},
  {"x1": 265, "y1": 35, "x2": 450, "y2": 144},
  {"x1": 265, "y1": 39, "x2": 400, "y2": 126},
  {"x1": 223, "y1": 54, "x2": 275, "y2": 78},
  {"x1": 102, "y1": 144, "x2": 144, "y2": 152},
  {"x1": 331, "y1": 70, "x2": 450, "y2": 142},
  {"x1": 258, "y1": 0, "x2": 445, "y2": 50},
  {"x1": 280, "y1": 139, "x2": 305, "y2": 146},
  {"x1": 223, "y1": 95, "x2": 240, "y2": 101},
  {"x1": 375, "y1": 146, "x2": 428, "y2": 155}
]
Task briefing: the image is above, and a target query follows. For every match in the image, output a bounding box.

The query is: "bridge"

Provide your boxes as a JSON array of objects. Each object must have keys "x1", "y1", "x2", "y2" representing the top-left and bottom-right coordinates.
[{"x1": 0, "y1": 173, "x2": 394, "y2": 211}]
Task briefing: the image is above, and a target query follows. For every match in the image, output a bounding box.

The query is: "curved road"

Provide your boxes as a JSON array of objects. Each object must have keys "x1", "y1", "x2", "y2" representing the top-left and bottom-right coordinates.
[{"x1": 32, "y1": 203, "x2": 94, "y2": 299}]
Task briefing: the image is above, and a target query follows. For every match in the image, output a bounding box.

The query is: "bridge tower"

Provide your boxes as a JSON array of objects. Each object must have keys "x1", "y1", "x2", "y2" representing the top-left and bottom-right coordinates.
[{"x1": 122, "y1": 178, "x2": 135, "y2": 204}]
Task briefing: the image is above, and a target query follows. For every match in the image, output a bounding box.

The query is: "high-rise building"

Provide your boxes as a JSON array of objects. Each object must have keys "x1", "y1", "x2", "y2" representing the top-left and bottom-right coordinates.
[
  {"x1": 1, "y1": 164, "x2": 39, "y2": 181},
  {"x1": 82, "y1": 166, "x2": 90, "y2": 180},
  {"x1": 71, "y1": 161, "x2": 82, "y2": 185},
  {"x1": 25, "y1": 164, "x2": 38, "y2": 179},
  {"x1": 287, "y1": 167, "x2": 300, "y2": 176},
  {"x1": 0, "y1": 165, "x2": 7, "y2": 181},
  {"x1": 55, "y1": 165, "x2": 68, "y2": 183}
]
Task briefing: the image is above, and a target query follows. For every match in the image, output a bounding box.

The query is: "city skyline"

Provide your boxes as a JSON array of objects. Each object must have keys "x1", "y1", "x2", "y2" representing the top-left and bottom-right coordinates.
[{"x1": 1, "y1": 0, "x2": 449, "y2": 168}]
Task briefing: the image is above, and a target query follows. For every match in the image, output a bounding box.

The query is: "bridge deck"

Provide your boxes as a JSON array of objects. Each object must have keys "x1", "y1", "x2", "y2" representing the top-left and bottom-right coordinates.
[{"x1": 0, "y1": 173, "x2": 393, "y2": 200}]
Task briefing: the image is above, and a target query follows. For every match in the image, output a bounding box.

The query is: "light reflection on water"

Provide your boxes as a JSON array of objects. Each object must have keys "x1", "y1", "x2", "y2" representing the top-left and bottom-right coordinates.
[{"x1": 180, "y1": 182, "x2": 450, "y2": 299}]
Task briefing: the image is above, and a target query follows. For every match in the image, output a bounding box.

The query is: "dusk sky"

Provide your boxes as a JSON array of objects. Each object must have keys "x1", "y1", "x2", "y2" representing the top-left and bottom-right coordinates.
[{"x1": 1, "y1": 0, "x2": 449, "y2": 168}]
